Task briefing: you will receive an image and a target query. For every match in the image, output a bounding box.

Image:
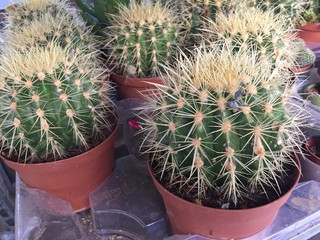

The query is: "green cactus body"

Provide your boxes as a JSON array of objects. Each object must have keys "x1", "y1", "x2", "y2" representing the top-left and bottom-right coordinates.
[
  {"x1": 290, "y1": 38, "x2": 316, "y2": 69},
  {"x1": 5, "y1": 0, "x2": 75, "y2": 29},
  {"x1": 106, "y1": 1, "x2": 181, "y2": 77},
  {"x1": 247, "y1": 0, "x2": 309, "y2": 19},
  {"x1": 4, "y1": 0, "x2": 98, "y2": 57},
  {"x1": 0, "y1": 45, "x2": 114, "y2": 163},
  {"x1": 5, "y1": 10, "x2": 97, "y2": 56},
  {"x1": 141, "y1": 45, "x2": 303, "y2": 204},
  {"x1": 205, "y1": 6, "x2": 297, "y2": 75}
]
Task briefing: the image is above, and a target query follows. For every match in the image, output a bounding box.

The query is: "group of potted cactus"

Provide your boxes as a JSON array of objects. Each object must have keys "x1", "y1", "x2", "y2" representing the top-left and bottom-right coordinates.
[{"x1": 1, "y1": 0, "x2": 319, "y2": 239}]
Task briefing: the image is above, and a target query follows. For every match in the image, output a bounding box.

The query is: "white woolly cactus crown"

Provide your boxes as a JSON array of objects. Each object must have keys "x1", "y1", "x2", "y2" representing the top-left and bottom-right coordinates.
[
  {"x1": 140, "y1": 43, "x2": 305, "y2": 205},
  {"x1": 106, "y1": 0, "x2": 182, "y2": 77}
]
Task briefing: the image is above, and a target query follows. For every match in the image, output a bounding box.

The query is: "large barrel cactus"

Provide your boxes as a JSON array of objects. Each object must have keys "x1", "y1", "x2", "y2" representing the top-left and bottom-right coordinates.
[
  {"x1": 204, "y1": 5, "x2": 297, "y2": 75},
  {"x1": 0, "y1": 44, "x2": 115, "y2": 163},
  {"x1": 106, "y1": 0, "x2": 181, "y2": 77},
  {"x1": 140, "y1": 44, "x2": 304, "y2": 205},
  {"x1": 240, "y1": 0, "x2": 309, "y2": 22},
  {"x1": 5, "y1": 0, "x2": 75, "y2": 29},
  {"x1": 4, "y1": 0, "x2": 97, "y2": 55}
]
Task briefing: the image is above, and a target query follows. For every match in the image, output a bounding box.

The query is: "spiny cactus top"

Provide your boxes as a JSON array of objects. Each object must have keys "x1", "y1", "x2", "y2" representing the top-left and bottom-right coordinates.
[
  {"x1": 106, "y1": 1, "x2": 182, "y2": 78},
  {"x1": 140, "y1": 44, "x2": 304, "y2": 206},
  {"x1": 239, "y1": 0, "x2": 309, "y2": 24},
  {"x1": 5, "y1": 0, "x2": 75, "y2": 29},
  {"x1": 4, "y1": 9, "x2": 97, "y2": 55},
  {"x1": 0, "y1": 43, "x2": 115, "y2": 163},
  {"x1": 204, "y1": 5, "x2": 297, "y2": 74}
]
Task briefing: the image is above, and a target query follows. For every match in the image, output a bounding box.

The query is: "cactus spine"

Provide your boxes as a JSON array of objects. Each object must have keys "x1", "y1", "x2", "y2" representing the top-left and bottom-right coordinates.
[
  {"x1": 106, "y1": 1, "x2": 181, "y2": 77},
  {"x1": 141, "y1": 44, "x2": 304, "y2": 205},
  {"x1": 0, "y1": 44, "x2": 114, "y2": 163}
]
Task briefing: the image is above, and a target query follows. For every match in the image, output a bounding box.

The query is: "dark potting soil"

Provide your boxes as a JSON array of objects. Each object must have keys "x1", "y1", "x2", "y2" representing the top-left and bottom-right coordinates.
[{"x1": 151, "y1": 161, "x2": 298, "y2": 210}]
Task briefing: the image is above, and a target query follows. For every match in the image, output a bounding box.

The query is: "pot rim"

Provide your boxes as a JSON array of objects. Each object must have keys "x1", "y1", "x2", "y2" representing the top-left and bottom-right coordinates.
[
  {"x1": 148, "y1": 154, "x2": 301, "y2": 213},
  {"x1": 1, "y1": 114, "x2": 119, "y2": 166}
]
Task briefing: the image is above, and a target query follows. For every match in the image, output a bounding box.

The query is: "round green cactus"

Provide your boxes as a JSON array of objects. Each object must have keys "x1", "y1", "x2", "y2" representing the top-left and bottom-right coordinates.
[
  {"x1": 290, "y1": 38, "x2": 316, "y2": 69},
  {"x1": 4, "y1": 9, "x2": 98, "y2": 55},
  {"x1": 4, "y1": 0, "x2": 99, "y2": 56},
  {"x1": 140, "y1": 44, "x2": 304, "y2": 205},
  {"x1": 106, "y1": 1, "x2": 181, "y2": 77},
  {"x1": 0, "y1": 44, "x2": 115, "y2": 163},
  {"x1": 204, "y1": 5, "x2": 297, "y2": 75},
  {"x1": 5, "y1": 0, "x2": 75, "y2": 30}
]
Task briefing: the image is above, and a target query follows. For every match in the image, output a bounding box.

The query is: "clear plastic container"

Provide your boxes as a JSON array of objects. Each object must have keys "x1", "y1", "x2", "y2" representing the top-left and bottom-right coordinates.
[{"x1": 89, "y1": 155, "x2": 170, "y2": 240}]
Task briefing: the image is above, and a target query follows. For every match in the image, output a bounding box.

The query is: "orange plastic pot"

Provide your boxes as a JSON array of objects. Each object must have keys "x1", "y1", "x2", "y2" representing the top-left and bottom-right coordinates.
[
  {"x1": 148, "y1": 156, "x2": 301, "y2": 239},
  {"x1": 2, "y1": 122, "x2": 119, "y2": 212},
  {"x1": 111, "y1": 73, "x2": 163, "y2": 99},
  {"x1": 298, "y1": 22, "x2": 320, "y2": 43}
]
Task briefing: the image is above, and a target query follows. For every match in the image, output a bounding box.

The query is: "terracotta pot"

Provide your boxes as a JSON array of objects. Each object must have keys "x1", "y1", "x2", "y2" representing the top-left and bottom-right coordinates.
[
  {"x1": 111, "y1": 73, "x2": 163, "y2": 99},
  {"x1": 305, "y1": 136, "x2": 320, "y2": 165},
  {"x1": 298, "y1": 23, "x2": 320, "y2": 43},
  {"x1": 2, "y1": 122, "x2": 119, "y2": 211},
  {"x1": 148, "y1": 156, "x2": 301, "y2": 239}
]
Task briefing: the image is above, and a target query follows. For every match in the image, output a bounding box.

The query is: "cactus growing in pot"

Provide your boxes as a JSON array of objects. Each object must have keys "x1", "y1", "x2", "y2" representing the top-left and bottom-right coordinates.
[
  {"x1": 0, "y1": 43, "x2": 116, "y2": 163},
  {"x1": 0, "y1": 42, "x2": 118, "y2": 211},
  {"x1": 141, "y1": 43, "x2": 303, "y2": 205},
  {"x1": 106, "y1": 0, "x2": 181, "y2": 78},
  {"x1": 290, "y1": 38, "x2": 315, "y2": 74},
  {"x1": 139, "y1": 43, "x2": 304, "y2": 237},
  {"x1": 105, "y1": 0, "x2": 183, "y2": 99}
]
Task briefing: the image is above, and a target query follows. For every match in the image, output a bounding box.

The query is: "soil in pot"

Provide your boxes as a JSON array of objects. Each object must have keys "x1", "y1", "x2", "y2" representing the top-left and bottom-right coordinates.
[{"x1": 149, "y1": 156, "x2": 301, "y2": 239}]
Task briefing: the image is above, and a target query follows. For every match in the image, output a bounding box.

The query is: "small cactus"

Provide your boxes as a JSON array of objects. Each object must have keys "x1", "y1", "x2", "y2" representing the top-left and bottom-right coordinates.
[
  {"x1": 290, "y1": 38, "x2": 316, "y2": 69},
  {"x1": 105, "y1": 0, "x2": 182, "y2": 78},
  {"x1": 140, "y1": 43, "x2": 304, "y2": 205},
  {"x1": 204, "y1": 5, "x2": 297, "y2": 74},
  {"x1": 0, "y1": 43, "x2": 115, "y2": 163}
]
